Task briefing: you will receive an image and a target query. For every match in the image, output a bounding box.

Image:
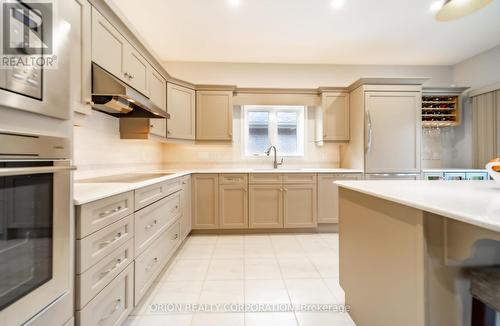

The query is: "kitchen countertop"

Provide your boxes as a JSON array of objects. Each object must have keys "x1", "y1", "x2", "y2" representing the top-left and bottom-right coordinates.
[
  {"x1": 74, "y1": 168, "x2": 363, "y2": 205},
  {"x1": 422, "y1": 168, "x2": 488, "y2": 172},
  {"x1": 336, "y1": 180, "x2": 500, "y2": 233}
]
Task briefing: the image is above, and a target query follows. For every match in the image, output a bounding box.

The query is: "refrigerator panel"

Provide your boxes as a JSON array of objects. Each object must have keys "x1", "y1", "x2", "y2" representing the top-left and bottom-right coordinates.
[{"x1": 365, "y1": 92, "x2": 421, "y2": 173}]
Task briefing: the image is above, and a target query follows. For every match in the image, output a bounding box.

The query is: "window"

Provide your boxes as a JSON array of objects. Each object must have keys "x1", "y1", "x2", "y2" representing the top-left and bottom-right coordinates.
[{"x1": 243, "y1": 105, "x2": 305, "y2": 156}]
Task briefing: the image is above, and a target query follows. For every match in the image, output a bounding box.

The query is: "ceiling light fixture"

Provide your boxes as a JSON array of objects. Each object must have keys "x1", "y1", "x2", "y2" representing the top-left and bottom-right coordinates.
[
  {"x1": 227, "y1": 0, "x2": 241, "y2": 7},
  {"x1": 435, "y1": 0, "x2": 492, "y2": 21},
  {"x1": 331, "y1": 0, "x2": 345, "y2": 9},
  {"x1": 429, "y1": 1, "x2": 444, "y2": 12}
]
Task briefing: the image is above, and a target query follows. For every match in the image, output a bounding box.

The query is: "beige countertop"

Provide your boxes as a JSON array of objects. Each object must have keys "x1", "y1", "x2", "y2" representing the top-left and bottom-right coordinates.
[
  {"x1": 74, "y1": 168, "x2": 363, "y2": 205},
  {"x1": 336, "y1": 180, "x2": 500, "y2": 232}
]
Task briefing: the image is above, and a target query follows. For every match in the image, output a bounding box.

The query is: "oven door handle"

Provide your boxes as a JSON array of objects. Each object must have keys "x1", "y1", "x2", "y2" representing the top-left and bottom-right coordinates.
[{"x1": 0, "y1": 165, "x2": 77, "y2": 177}]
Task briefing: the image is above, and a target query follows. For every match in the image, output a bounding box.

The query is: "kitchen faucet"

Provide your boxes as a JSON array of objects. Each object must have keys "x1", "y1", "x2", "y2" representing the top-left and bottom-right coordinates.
[{"x1": 265, "y1": 145, "x2": 283, "y2": 169}]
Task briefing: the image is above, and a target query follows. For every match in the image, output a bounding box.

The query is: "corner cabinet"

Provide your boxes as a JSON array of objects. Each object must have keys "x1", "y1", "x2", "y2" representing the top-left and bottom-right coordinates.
[
  {"x1": 192, "y1": 174, "x2": 219, "y2": 229},
  {"x1": 149, "y1": 68, "x2": 167, "y2": 138},
  {"x1": 321, "y1": 92, "x2": 350, "y2": 141},
  {"x1": 167, "y1": 83, "x2": 196, "y2": 140},
  {"x1": 196, "y1": 90, "x2": 233, "y2": 140}
]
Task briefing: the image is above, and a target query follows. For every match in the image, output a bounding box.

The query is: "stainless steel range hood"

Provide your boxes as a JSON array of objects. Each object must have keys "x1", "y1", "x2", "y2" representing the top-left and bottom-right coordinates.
[{"x1": 91, "y1": 63, "x2": 169, "y2": 119}]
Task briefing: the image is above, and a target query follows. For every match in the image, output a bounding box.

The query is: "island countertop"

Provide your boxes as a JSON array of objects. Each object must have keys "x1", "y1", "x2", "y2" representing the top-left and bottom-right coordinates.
[{"x1": 336, "y1": 180, "x2": 500, "y2": 233}]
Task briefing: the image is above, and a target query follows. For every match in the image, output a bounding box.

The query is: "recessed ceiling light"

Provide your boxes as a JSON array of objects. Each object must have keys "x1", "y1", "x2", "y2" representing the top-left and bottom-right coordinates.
[
  {"x1": 436, "y1": 0, "x2": 493, "y2": 21},
  {"x1": 331, "y1": 0, "x2": 345, "y2": 9},
  {"x1": 227, "y1": 0, "x2": 241, "y2": 7},
  {"x1": 429, "y1": 1, "x2": 444, "y2": 12}
]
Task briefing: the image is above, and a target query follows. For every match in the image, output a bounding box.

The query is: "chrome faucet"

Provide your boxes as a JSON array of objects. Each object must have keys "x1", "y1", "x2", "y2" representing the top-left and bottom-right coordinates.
[{"x1": 265, "y1": 146, "x2": 283, "y2": 169}]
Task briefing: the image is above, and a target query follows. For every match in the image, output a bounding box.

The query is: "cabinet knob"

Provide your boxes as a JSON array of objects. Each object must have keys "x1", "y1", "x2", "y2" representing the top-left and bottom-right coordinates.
[
  {"x1": 167, "y1": 130, "x2": 171, "y2": 134},
  {"x1": 124, "y1": 72, "x2": 129, "y2": 78}
]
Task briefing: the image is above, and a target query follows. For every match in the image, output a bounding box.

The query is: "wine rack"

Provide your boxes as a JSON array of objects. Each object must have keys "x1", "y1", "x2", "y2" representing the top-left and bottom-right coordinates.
[{"x1": 422, "y1": 94, "x2": 460, "y2": 128}]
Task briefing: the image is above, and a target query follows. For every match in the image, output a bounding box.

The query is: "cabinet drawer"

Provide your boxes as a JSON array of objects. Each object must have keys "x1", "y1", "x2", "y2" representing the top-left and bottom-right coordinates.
[
  {"x1": 135, "y1": 222, "x2": 180, "y2": 304},
  {"x1": 283, "y1": 174, "x2": 317, "y2": 184},
  {"x1": 166, "y1": 177, "x2": 182, "y2": 194},
  {"x1": 135, "y1": 182, "x2": 168, "y2": 210},
  {"x1": 135, "y1": 192, "x2": 181, "y2": 256},
  {"x1": 76, "y1": 215, "x2": 134, "y2": 273},
  {"x1": 76, "y1": 264, "x2": 134, "y2": 326},
  {"x1": 76, "y1": 191, "x2": 134, "y2": 239},
  {"x1": 76, "y1": 239, "x2": 134, "y2": 309},
  {"x1": 249, "y1": 173, "x2": 283, "y2": 184},
  {"x1": 219, "y1": 174, "x2": 248, "y2": 185}
]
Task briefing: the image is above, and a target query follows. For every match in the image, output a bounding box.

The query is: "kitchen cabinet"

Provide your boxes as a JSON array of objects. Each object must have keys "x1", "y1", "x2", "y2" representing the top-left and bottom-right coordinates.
[
  {"x1": 283, "y1": 184, "x2": 317, "y2": 228},
  {"x1": 91, "y1": 7, "x2": 149, "y2": 96},
  {"x1": 91, "y1": 7, "x2": 126, "y2": 82},
  {"x1": 70, "y1": 0, "x2": 92, "y2": 115},
  {"x1": 196, "y1": 90, "x2": 233, "y2": 140},
  {"x1": 149, "y1": 68, "x2": 167, "y2": 137},
  {"x1": 472, "y1": 90, "x2": 500, "y2": 168},
  {"x1": 219, "y1": 184, "x2": 248, "y2": 229},
  {"x1": 364, "y1": 91, "x2": 421, "y2": 173},
  {"x1": 192, "y1": 174, "x2": 219, "y2": 229},
  {"x1": 167, "y1": 83, "x2": 196, "y2": 140},
  {"x1": 180, "y1": 175, "x2": 192, "y2": 239},
  {"x1": 322, "y1": 92, "x2": 350, "y2": 141},
  {"x1": 317, "y1": 174, "x2": 362, "y2": 223},
  {"x1": 249, "y1": 185, "x2": 283, "y2": 229}
]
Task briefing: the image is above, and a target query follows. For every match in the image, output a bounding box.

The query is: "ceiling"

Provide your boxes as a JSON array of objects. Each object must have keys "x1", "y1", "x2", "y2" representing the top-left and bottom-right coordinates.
[{"x1": 108, "y1": 0, "x2": 500, "y2": 65}]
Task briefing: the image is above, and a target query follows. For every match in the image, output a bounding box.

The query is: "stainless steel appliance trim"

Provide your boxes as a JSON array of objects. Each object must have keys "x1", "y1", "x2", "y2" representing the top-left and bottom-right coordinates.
[
  {"x1": 0, "y1": 131, "x2": 71, "y2": 159},
  {"x1": 0, "y1": 165, "x2": 77, "y2": 177}
]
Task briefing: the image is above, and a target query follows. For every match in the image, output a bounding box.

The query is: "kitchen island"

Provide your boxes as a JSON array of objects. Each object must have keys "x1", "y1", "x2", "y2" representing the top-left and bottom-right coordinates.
[{"x1": 336, "y1": 180, "x2": 500, "y2": 326}]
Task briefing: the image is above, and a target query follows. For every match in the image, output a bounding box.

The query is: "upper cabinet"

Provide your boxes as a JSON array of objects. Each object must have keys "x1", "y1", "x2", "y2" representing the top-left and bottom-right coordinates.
[
  {"x1": 167, "y1": 83, "x2": 196, "y2": 140},
  {"x1": 196, "y1": 90, "x2": 233, "y2": 141},
  {"x1": 148, "y1": 69, "x2": 167, "y2": 138},
  {"x1": 91, "y1": 7, "x2": 149, "y2": 96},
  {"x1": 321, "y1": 92, "x2": 350, "y2": 141}
]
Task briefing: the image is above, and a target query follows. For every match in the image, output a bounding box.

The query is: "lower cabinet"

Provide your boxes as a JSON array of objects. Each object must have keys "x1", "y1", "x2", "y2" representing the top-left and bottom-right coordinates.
[
  {"x1": 76, "y1": 263, "x2": 134, "y2": 326},
  {"x1": 283, "y1": 184, "x2": 317, "y2": 228},
  {"x1": 180, "y1": 175, "x2": 192, "y2": 239},
  {"x1": 219, "y1": 184, "x2": 248, "y2": 229},
  {"x1": 192, "y1": 174, "x2": 219, "y2": 229},
  {"x1": 248, "y1": 185, "x2": 284, "y2": 229},
  {"x1": 317, "y1": 174, "x2": 362, "y2": 223}
]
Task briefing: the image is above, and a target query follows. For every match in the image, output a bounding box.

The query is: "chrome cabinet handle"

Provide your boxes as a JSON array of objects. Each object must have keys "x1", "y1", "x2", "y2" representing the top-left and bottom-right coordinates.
[
  {"x1": 366, "y1": 110, "x2": 373, "y2": 154},
  {"x1": 145, "y1": 220, "x2": 157, "y2": 230},
  {"x1": 172, "y1": 233, "x2": 179, "y2": 241},
  {"x1": 99, "y1": 299, "x2": 121, "y2": 324},
  {"x1": 145, "y1": 257, "x2": 158, "y2": 272},
  {"x1": 167, "y1": 130, "x2": 172, "y2": 134},
  {"x1": 99, "y1": 258, "x2": 122, "y2": 278},
  {"x1": 129, "y1": 74, "x2": 134, "y2": 79},
  {"x1": 124, "y1": 72, "x2": 129, "y2": 78},
  {"x1": 99, "y1": 232, "x2": 123, "y2": 247},
  {"x1": 99, "y1": 206, "x2": 122, "y2": 217}
]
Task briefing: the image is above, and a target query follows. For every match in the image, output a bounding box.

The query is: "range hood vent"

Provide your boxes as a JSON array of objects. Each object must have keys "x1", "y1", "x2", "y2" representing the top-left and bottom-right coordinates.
[{"x1": 91, "y1": 63, "x2": 169, "y2": 119}]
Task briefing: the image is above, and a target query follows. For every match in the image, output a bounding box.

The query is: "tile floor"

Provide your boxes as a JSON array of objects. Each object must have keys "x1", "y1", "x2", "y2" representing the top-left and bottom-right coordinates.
[{"x1": 125, "y1": 233, "x2": 355, "y2": 326}]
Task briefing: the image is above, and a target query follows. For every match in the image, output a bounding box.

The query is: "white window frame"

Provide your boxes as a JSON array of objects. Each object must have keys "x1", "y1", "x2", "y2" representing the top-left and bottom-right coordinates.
[{"x1": 242, "y1": 105, "x2": 306, "y2": 157}]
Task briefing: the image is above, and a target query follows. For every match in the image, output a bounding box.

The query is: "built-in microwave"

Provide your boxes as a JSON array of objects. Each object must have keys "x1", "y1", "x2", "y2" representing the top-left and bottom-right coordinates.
[
  {"x1": 0, "y1": 131, "x2": 74, "y2": 325},
  {"x1": 0, "y1": 0, "x2": 71, "y2": 120}
]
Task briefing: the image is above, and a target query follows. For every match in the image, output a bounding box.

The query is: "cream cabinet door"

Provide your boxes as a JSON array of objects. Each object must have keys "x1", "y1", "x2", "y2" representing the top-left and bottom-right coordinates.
[
  {"x1": 249, "y1": 185, "x2": 283, "y2": 229},
  {"x1": 167, "y1": 83, "x2": 196, "y2": 140},
  {"x1": 91, "y1": 7, "x2": 126, "y2": 80},
  {"x1": 365, "y1": 91, "x2": 421, "y2": 173},
  {"x1": 322, "y1": 92, "x2": 350, "y2": 141},
  {"x1": 149, "y1": 69, "x2": 166, "y2": 110},
  {"x1": 219, "y1": 185, "x2": 248, "y2": 229},
  {"x1": 124, "y1": 43, "x2": 149, "y2": 95},
  {"x1": 180, "y1": 176, "x2": 192, "y2": 239},
  {"x1": 318, "y1": 174, "x2": 362, "y2": 223},
  {"x1": 283, "y1": 184, "x2": 317, "y2": 228},
  {"x1": 196, "y1": 90, "x2": 233, "y2": 140},
  {"x1": 192, "y1": 174, "x2": 219, "y2": 229}
]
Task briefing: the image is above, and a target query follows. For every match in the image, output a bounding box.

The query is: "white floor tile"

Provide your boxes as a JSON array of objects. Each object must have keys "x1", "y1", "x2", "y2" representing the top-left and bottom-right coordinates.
[
  {"x1": 178, "y1": 243, "x2": 214, "y2": 259},
  {"x1": 323, "y1": 278, "x2": 345, "y2": 303},
  {"x1": 217, "y1": 235, "x2": 245, "y2": 245},
  {"x1": 244, "y1": 234, "x2": 272, "y2": 246},
  {"x1": 245, "y1": 258, "x2": 282, "y2": 280},
  {"x1": 212, "y1": 244, "x2": 244, "y2": 259},
  {"x1": 295, "y1": 312, "x2": 355, "y2": 326},
  {"x1": 245, "y1": 279, "x2": 291, "y2": 305},
  {"x1": 285, "y1": 279, "x2": 338, "y2": 304},
  {"x1": 165, "y1": 259, "x2": 210, "y2": 281},
  {"x1": 199, "y1": 280, "x2": 245, "y2": 305},
  {"x1": 245, "y1": 312, "x2": 298, "y2": 326},
  {"x1": 187, "y1": 235, "x2": 218, "y2": 245},
  {"x1": 191, "y1": 313, "x2": 244, "y2": 326},
  {"x1": 124, "y1": 314, "x2": 193, "y2": 326},
  {"x1": 308, "y1": 257, "x2": 339, "y2": 278},
  {"x1": 206, "y1": 259, "x2": 244, "y2": 280},
  {"x1": 149, "y1": 281, "x2": 203, "y2": 305},
  {"x1": 278, "y1": 258, "x2": 321, "y2": 279},
  {"x1": 244, "y1": 244, "x2": 276, "y2": 258}
]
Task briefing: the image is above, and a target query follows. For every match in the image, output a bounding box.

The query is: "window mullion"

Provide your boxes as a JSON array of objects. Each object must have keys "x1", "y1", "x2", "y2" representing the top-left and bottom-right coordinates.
[{"x1": 269, "y1": 110, "x2": 277, "y2": 147}]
